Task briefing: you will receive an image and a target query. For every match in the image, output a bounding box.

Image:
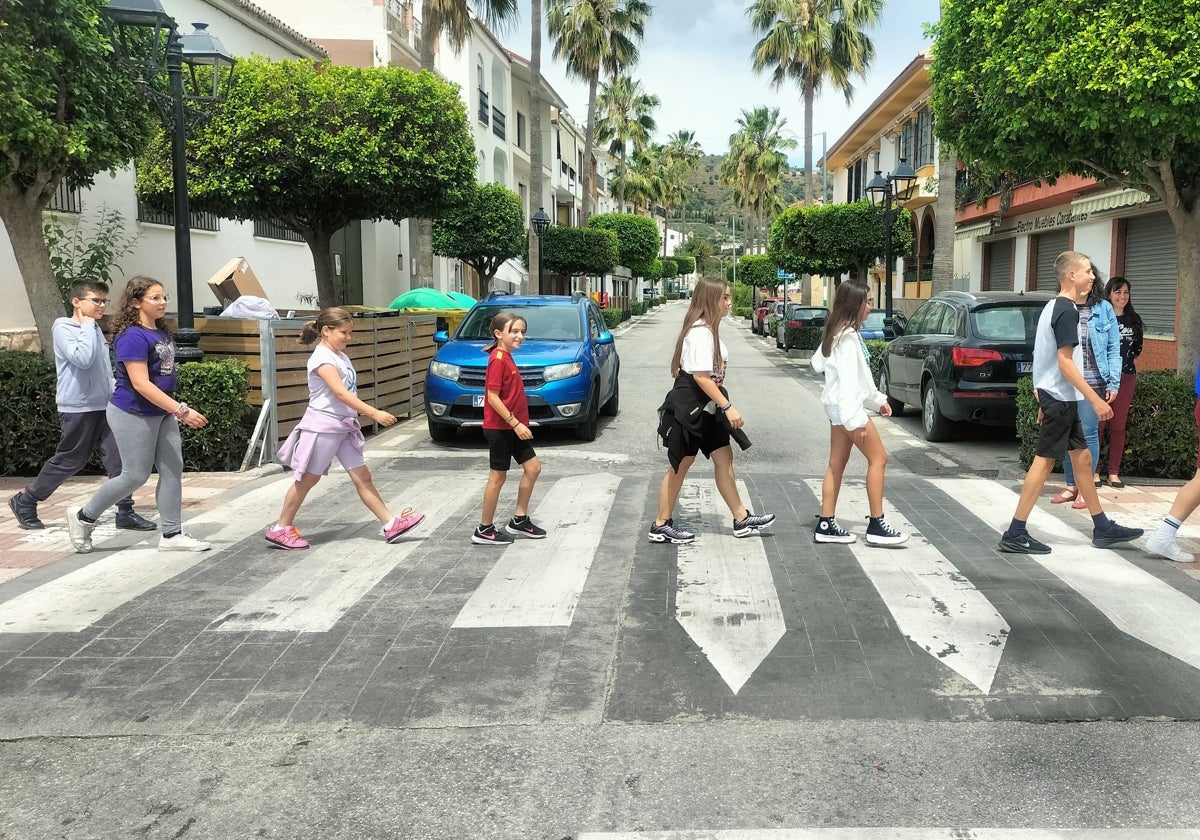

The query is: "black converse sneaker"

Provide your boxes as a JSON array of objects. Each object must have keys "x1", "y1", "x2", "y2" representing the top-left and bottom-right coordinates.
[
  {"x1": 865, "y1": 515, "x2": 908, "y2": 546},
  {"x1": 814, "y1": 515, "x2": 856, "y2": 544}
]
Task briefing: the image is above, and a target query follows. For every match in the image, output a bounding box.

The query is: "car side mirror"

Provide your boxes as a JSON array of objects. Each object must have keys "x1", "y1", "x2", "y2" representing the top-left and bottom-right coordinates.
[
  {"x1": 433, "y1": 330, "x2": 449, "y2": 345},
  {"x1": 884, "y1": 315, "x2": 905, "y2": 337},
  {"x1": 597, "y1": 331, "x2": 614, "y2": 346}
]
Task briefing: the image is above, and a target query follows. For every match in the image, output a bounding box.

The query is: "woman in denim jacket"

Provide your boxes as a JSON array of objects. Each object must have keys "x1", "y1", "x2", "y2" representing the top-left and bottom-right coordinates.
[{"x1": 1053, "y1": 264, "x2": 1121, "y2": 507}]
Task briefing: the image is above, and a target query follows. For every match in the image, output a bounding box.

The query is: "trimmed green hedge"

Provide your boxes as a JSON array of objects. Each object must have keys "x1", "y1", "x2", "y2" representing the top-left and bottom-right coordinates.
[
  {"x1": 0, "y1": 350, "x2": 251, "y2": 475},
  {"x1": 865, "y1": 339, "x2": 889, "y2": 383},
  {"x1": 1017, "y1": 372, "x2": 1198, "y2": 479},
  {"x1": 601, "y1": 307, "x2": 622, "y2": 330},
  {"x1": 782, "y1": 325, "x2": 823, "y2": 351}
]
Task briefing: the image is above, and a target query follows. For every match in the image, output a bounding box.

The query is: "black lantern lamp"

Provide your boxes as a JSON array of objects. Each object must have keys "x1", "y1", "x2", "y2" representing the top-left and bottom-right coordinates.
[
  {"x1": 102, "y1": 1, "x2": 236, "y2": 362},
  {"x1": 866, "y1": 157, "x2": 918, "y2": 325},
  {"x1": 531, "y1": 207, "x2": 551, "y2": 294}
]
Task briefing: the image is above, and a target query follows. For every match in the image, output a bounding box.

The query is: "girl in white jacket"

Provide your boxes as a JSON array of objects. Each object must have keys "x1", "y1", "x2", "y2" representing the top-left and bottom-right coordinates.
[{"x1": 810, "y1": 281, "x2": 907, "y2": 546}]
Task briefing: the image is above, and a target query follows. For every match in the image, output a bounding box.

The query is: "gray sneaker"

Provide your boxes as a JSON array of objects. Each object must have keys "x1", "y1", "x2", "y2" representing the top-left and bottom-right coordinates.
[
  {"x1": 66, "y1": 506, "x2": 96, "y2": 554},
  {"x1": 648, "y1": 518, "x2": 695, "y2": 544},
  {"x1": 732, "y1": 511, "x2": 775, "y2": 537}
]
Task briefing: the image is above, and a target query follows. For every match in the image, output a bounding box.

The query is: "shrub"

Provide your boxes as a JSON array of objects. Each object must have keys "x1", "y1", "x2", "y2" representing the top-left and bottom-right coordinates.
[
  {"x1": 782, "y1": 325, "x2": 823, "y2": 351},
  {"x1": 1016, "y1": 372, "x2": 1198, "y2": 478},
  {"x1": 601, "y1": 307, "x2": 622, "y2": 330},
  {"x1": 0, "y1": 350, "x2": 251, "y2": 475},
  {"x1": 733, "y1": 305, "x2": 753, "y2": 320},
  {"x1": 176, "y1": 358, "x2": 252, "y2": 472},
  {"x1": 864, "y1": 340, "x2": 889, "y2": 383},
  {"x1": 767, "y1": 314, "x2": 779, "y2": 337}
]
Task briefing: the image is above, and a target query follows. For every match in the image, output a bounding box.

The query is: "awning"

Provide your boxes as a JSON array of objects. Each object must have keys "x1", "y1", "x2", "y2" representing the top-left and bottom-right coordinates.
[
  {"x1": 1071, "y1": 188, "x2": 1154, "y2": 215},
  {"x1": 955, "y1": 221, "x2": 994, "y2": 241}
]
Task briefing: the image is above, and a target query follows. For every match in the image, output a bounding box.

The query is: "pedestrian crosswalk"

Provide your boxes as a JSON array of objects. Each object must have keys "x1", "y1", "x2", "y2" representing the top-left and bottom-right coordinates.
[{"x1": 3, "y1": 470, "x2": 1200, "y2": 712}]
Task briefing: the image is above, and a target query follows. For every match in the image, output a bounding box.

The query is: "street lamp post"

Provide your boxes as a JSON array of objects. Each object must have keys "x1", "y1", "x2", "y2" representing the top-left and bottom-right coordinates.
[
  {"x1": 531, "y1": 207, "x2": 550, "y2": 295},
  {"x1": 865, "y1": 158, "x2": 918, "y2": 327},
  {"x1": 101, "y1": 0, "x2": 235, "y2": 362}
]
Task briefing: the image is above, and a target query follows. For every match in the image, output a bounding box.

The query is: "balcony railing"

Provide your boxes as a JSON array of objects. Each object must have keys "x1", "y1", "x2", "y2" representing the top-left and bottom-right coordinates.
[
  {"x1": 137, "y1": 199, "x2": 220, "y2": 232},
  {"x1": 492, "y1": 107, "x2": 506, "y2": 140},
  {"x1": 254, "y1": 218, "x2": 305, "y2": 243},
  {"x1": 48, "y1": 181, "x2": 82, "y2": 214},
  {"x1": 477, "y1": 89, "x2": 489, "y2": 126}
]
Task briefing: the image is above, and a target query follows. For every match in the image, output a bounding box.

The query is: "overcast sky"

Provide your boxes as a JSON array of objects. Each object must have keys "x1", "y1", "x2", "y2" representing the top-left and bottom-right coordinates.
[{"x1": 500, "y1": 0, "x2": 941, "y2": 166}]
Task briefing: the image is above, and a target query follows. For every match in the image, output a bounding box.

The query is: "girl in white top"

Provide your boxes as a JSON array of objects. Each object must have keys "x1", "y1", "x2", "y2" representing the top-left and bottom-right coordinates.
[
  {"x1": 648, "y1": 276, "x2": 775, "y2": 544},
  {"x1": 810, "y1": 281, "x2": 907, "y2": 546}
]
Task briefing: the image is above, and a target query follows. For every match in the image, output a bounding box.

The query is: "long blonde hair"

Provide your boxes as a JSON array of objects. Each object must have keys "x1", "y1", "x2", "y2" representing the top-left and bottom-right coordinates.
[{"x1": 670, "y1": 277, "x2": 728, "y2": 377}]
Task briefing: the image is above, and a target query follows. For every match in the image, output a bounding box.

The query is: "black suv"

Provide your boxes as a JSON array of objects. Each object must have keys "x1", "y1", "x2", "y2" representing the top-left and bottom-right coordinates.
[{"x1": 877, "y1": 290, "x2": 1055, "y2": 441}]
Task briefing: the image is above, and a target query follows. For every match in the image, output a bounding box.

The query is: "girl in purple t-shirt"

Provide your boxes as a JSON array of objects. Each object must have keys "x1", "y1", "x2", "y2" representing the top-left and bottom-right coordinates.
[{"x1": 66, "y1": 276, "x2": 211, "y2": 554}]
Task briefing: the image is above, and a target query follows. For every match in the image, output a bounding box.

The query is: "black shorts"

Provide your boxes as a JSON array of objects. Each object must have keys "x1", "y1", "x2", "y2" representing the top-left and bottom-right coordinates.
[
  {"x1": 678, "y1": 414, "x2": 732, "y2": 462},
  {"x1": 483, "y1": 428, "x2": 537, "y2": 471},
  {"x1": 1036, "y1": 394, "x2": 1086, "y2": 462}
]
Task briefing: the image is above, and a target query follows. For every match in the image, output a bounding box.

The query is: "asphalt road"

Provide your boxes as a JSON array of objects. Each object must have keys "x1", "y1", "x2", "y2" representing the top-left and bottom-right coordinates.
[{"x1": 3, "y1": 301, "x2": 1200, "y2": 840}]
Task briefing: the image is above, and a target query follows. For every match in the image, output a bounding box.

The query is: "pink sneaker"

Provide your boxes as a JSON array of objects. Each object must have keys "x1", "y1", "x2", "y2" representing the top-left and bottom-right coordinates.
[
  {"x1": 384, "y1": 508, "x2": 425, "y2": 543},
  {"x1": 266, "y1": 524, "x2": 309, "y2": 550}
]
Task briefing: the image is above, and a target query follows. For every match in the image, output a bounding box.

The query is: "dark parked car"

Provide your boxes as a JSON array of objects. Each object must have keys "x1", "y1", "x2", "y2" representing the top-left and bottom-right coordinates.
[
  {"x1": 776, "y1": 304, "x2": 827, "y2": 348},
  {"x1": 876, "y1": 290, "x2": 1054, "y2": 441},
  {"x1": 859, "y1": 308, "x2": 907, "y2": 341}
]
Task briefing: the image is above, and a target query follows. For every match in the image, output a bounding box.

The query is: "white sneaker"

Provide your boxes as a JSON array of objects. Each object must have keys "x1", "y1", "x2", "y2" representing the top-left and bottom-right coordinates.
[
  {"x1": 66, "y1": 506, "x2": 96, "y2": 553},
  {"x1": 159, "y1": 532, "x2": 212, "y2": 552},
  {"x1": 1146, "y1": 533, "x2": 1194, "y2": 563}
]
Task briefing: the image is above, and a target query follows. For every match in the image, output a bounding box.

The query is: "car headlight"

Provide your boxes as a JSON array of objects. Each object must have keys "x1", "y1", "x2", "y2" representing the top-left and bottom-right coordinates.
[
  {"x1": 543, "y1": 362, "x2": 582, "y2": 382},
  {"x1": 430, "y1": 361, "x2": 461, "y2": 381}
]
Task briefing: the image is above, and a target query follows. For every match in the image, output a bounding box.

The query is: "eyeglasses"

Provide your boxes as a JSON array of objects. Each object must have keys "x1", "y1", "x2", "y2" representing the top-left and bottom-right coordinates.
[
  {"x1": 82, "y1": 298, "x2": 108, "y2": 306},
  {"x1": 144, "y1": 294, "x2": 170, "y2": 303}
]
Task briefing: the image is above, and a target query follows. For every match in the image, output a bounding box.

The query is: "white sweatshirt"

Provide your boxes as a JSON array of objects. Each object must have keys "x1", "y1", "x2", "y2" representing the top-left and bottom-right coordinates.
[{"x1": 810, "y1": 327, "x2": 886, "y2": 431}]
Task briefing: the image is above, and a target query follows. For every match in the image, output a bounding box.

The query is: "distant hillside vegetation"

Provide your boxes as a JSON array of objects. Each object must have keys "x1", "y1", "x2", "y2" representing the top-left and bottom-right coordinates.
[{"x1": 674, "y1": 154, "x2": 807, "y2": 245}]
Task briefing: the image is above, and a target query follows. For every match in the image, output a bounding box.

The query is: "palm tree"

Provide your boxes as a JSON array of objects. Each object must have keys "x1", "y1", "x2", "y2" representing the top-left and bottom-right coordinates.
[
  {"x1": 748, "y1": 0, "x2": 882, "y2": 207},
  {"x1": 416, "y1": 0, "x2": 521, "y2": 286},
  {"x1": 720, "y1": 106, "x2": 796, "y2": 252},
  {"x1": 547, "y1": 0, "x2": 650, "y2": 224},
  {"x1": 594, "y1": 74, "x2": 659, "y2": 210},
  {"x1": 660, "y1": 130, "x2": 704, "y2": 256}
]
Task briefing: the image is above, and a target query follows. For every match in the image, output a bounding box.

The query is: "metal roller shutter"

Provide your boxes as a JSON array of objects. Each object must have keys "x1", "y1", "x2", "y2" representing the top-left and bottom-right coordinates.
[
  {"x1": 1033, "y1": 230, "x2": 1070, "y2": 292},
  {"x1": 985, "y1": 240, "x2": 1014, "y2": 291},
  {"x1": 1123, "y1": 212, "x2": 1177, "y2": 336}
]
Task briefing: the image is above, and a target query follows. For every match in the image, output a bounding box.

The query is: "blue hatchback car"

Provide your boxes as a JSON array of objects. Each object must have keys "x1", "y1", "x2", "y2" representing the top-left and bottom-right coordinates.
[{"x1": 424, "y1": 291, "x2": 620, "y2": 442}]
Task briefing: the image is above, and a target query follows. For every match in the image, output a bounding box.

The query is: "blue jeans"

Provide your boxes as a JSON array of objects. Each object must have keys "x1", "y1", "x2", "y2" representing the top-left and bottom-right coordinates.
[{"x1": 1063, "y1": 397, "x2": 1099, "y2": 487}]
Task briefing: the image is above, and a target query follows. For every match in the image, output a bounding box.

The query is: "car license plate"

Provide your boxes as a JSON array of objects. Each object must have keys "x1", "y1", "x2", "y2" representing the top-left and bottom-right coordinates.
[
  {"x1": 1018, "y1": 362, "x2": 1032, "y2": 373},
  {"x1": 472, "y1": 394, "x2": 485, "y2": 408}
]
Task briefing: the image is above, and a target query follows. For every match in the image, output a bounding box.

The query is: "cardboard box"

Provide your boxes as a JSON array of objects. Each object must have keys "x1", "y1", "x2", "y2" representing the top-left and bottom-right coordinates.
[{"x1": 207, "y1": 257, "x2": 268, "y2": 305}]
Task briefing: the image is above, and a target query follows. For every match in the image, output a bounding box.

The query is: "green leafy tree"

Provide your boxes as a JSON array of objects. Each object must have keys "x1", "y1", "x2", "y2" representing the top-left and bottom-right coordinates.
[
  {"x1": 434, "y1": 183, "x2": 527, "y2": 296},
  {"x1": 541, "y1": 225, "x2": 619, "y2": 277},
  {"x1": 737, "y1": 253, "x2": 779, "y2": 291},
  {"x1": 748, "y1": 0, "x2": 882, "y2": 210},
  {"x1": 587, "y1": 212, "x2": 660, "y2": 274},
  {"x1": 678, "y1": 236, "x2": 718, "y2": 276},
  {"x1": 548, "y1": 0, "x2": 650, "y2": 223},
  {"x1": 137, "y1": 57, "x2": 476, "y2": 308},
  {"x1": 43, "y1": 205, "x2": 141, "y2": 310},
  {"x1": 0, "y1": 0, "x2": 155, "y2": 355},
  {"x1": 931, "y1": 0, "x2": 1200, "y2": 374},
  {"x1": 661, "y1": 258, "x2": 678, "y2": 279},
  {"x1": 672, "y1": 254, "x2": 696, "y2": 275},
  {"x1": 770, "y1": 200, "x2": 912, "y2": 281}
]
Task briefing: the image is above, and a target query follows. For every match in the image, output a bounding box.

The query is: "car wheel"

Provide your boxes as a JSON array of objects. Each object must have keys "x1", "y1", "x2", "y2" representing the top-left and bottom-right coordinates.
[
  {"x1": 574, "y1": 390, "x2": 600, "y2": 441},
  {"x1": 879, "y1": 366, "x2": 904, "y2": 415},
  {"x1": 600, "y1": 376, "x2": 619, "y2": 417},
  {"x1": 921, "y1": 383, "x2": 954, "y2": 442},
  {"x1": 427, "y1": 416, "x2": 457, "y2": 443}
]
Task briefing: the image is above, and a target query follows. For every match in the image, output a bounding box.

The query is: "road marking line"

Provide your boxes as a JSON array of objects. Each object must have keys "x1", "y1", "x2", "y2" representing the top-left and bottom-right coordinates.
[
  {"x1": 0, "y1": 477, "x2": 315, "y2": 634},
  {"x1": 216, "y1": 475, "x2": 484, "y2": 633},
  {"x1": 674, "y1": 480, "x2": 785, "y2": 695},
  {"x1": 934, "y1": 478, "x2": 1200, "y2": 673},
  {"x1": 388, "y1": 449, "x2": 631, "y2": 464},
  {"x1": 579, "y1": 830, "x2": 1200, "y2": 839},
  {"x1": 453, "y1": 473, "x2": 621, "y2": 628},
  {"x1": 803, "y1": 479, "x2": 1009, "y2": 694}
]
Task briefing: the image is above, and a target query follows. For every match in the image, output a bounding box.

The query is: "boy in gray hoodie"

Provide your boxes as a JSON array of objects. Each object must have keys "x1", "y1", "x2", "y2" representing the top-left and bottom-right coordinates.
[{"x1": 8, "y1": 279, "x2": 155, "y2": 531}]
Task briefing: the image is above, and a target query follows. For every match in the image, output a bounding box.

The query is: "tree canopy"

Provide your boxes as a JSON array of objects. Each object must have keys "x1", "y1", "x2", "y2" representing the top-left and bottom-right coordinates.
[
  {"x1": 930, "y1": 0, "x2": 1200, "y2": 372},
  {"x1": 137, "y1": 56, "x2": 476, "y2": 308},
  {"x1": 587, "y1": 212, "x2": 660, "y2": 274},
  {"x1": 541, "y1": 225, "x2": 619, "y2": 277},
  {"x1": 433, "y1": 183, "x2": 527, "y2": 295},
  {"x1": 1, "y1": 0, "x2": 155, "y2": 354},
  {"x1": 770, "y1": 201, "x2": 912, "y2": 282}
]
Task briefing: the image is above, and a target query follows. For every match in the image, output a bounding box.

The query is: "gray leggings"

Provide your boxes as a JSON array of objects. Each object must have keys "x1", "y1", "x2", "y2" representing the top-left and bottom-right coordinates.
[{"x1": 83, "y1": 405, "x2": 184, "y2": 533}]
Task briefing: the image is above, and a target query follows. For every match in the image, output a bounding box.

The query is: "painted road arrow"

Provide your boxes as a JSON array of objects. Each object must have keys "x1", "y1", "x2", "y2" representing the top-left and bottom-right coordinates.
[
  {"x1": 935, "y1": 477, "x2": 1200, "y2": 674},
  {"x1": 802, "y1": 478, "x2": 1009, "y2": 694},
  {"x1": 674, "y1": 479, "x2": 786, "y2": 695},
  {"x1": 453, "y1": 472, "x2": 621, "y2": 628}
]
